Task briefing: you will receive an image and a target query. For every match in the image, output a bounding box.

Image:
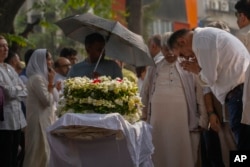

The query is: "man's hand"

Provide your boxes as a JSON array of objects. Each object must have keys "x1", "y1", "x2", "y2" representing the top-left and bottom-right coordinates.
[
  {"x1": 55, "y1": 81, "x2": 62, "y2": 91},
  {"x1": 209, "y1": 113, "x2": 221, "y2": 132},
  {"x1": 180, "y1": 58, "x2": 201, "y2": 74}
]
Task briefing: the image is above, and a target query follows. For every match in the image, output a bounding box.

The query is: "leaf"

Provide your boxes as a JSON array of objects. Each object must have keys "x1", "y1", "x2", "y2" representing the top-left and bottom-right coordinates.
[{"x1": 4, "y1": 33, "x2": 35, "y2": 48}]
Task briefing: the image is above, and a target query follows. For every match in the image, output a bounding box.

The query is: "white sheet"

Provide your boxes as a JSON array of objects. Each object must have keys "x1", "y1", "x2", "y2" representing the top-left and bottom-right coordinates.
[{"x1": 46, "y1": 113, "x2": 154, "y2": 167}]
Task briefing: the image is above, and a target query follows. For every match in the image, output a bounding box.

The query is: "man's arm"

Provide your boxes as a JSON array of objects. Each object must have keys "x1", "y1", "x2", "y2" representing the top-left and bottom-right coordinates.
[{"x1": 203, "y1": 89, "x2": 221, "y2": 132}]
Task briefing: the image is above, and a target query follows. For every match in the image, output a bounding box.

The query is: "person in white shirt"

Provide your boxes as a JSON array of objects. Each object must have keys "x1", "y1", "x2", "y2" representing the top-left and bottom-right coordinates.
[
  {"x1": 148, "y1": 34, "x2": 164, "y2": 64},
  {"x1": 235, "y1": 0, "x2": 250, "y2": 127},
  {"x1": 140, "y1": 34, "x2": 164, "y2": 122},
  {"x1": 235, "y1": 0, "x2": 250, "y2": 53},
  {"x1": 167, "y1": 27, "x2": 250, "y2": 150},
  {"x1": 0, "y1": 35, "x2": 27, "y2": 167},
  {"x1": 199, "y1": 21, "x2": 237, "y2": 167},
  {"x1": 234, "y1": 1, "x2": 250, "y2": 151}
]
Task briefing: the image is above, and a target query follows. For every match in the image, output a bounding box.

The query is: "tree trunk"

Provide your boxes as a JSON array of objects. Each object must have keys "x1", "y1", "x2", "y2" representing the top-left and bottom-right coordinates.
[
  {"x1": 126, "y1": 0, "x2": 142, "y2": 35},
  {"x1": 0, "y1": 0, "x2": 26, "y2": 33}
]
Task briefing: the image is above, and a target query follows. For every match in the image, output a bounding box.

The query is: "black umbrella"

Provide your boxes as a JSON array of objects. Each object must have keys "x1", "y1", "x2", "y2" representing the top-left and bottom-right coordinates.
[{"x1": 56, "y1": 13, "x2": 154, "y2": 67}]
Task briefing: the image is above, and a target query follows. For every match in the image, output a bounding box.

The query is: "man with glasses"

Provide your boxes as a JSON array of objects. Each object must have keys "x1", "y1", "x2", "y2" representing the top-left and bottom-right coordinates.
[
  {"x1": 54, "y1": 57, "x2": 71, "y2": 93},
  {"x1": 54, "y1": 57, "x2": 71, "y2": 82}
]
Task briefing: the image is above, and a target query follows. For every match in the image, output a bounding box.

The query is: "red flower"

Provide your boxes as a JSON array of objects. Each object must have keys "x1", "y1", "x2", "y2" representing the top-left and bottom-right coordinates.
[
  {"x1": 116, "y1": 78, "x2": 123, "y2": 82},
  {"x1": 93, "y1": 78, "x2": 101, "y2": 83}
]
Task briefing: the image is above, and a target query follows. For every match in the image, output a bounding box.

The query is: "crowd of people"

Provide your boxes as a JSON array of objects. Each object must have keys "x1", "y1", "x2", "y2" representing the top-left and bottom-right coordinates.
[
  {"x1": 144, "y1": 0, "x2": 250, "y2": 166},
  {"x1": 0, "y1": 0, "x2": 249, "y2": 167}
]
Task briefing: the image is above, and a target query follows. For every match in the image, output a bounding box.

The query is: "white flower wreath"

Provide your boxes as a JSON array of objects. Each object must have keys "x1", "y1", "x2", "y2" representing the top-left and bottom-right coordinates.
[{"x1": 57, "y1": 76, "x2": 143, "y2": 123}]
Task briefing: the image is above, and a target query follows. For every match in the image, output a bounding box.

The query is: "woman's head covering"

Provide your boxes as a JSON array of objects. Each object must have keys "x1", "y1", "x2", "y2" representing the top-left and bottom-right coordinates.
[{"x1": 26, "y1": 49, "x2": 48, "y2": 80}]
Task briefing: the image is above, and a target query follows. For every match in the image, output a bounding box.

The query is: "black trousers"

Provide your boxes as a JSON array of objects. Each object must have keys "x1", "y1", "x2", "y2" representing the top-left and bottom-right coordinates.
[
  {"x1": 17, "y1": 131, "x2": 25, "y2": 167},
  {"x1": 0, "y1": 129, "x2": 21, "y2": 167},
  {"x1": 201, "y1": 129, "x2": 225, "y2": 167}
]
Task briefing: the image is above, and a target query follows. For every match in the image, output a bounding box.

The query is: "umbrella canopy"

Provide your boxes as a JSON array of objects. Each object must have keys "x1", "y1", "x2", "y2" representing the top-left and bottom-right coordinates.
[{"x1": 56, "y1": 13, "x2": 154, "y2": 67}]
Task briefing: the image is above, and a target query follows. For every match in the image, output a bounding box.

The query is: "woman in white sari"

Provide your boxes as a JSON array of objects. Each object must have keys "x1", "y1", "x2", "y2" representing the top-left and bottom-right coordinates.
[{"x1": 23, "y1": 49, "x2": 59, "y2": 167}]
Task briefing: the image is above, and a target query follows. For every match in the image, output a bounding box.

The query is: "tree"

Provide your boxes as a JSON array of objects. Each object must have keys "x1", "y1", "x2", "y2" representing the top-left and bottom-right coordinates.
[
  {"x1": 0, "y1": 0, "x2": 32, "y2": 53},
  {"x1": 126, "y1": 0, "x2": 142, "y2": 35},
  {"x1": 126, "y1": 0, "x2": 160, "y2": 39},
  {"x1": 0, "y1": 0, "x2": 113, "y2": 55},
  {"x1": 1, "y1": 0, "x2": 157, "y2": 59},
  {"x1": 0, "y1": 0, "x2": 25, "y2": 33}
]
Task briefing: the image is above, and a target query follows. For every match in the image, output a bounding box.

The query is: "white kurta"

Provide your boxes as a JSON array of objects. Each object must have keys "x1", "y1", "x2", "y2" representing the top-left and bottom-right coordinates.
[
  {"x1": 23, "y1": 75, "x2": 58, "y2": 167},
  {"x1": 150, "y1": 60, "x2": 194, "y2": 167}
]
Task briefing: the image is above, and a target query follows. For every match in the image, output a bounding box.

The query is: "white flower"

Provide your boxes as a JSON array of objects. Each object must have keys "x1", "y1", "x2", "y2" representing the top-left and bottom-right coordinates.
[
  {"x1": 114, "y1": 99, "x2": 123, "y2": 106},
  {"x1": 57, "y1": 76, "x2": 143, "y2": 123}
]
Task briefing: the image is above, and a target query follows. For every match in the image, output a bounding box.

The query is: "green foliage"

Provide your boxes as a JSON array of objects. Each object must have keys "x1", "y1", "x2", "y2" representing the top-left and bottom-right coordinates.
[
  {"x1": 4, "y1": 33, "x2": 35, "y2": 48},
  {"x1": 14, "y1": 0, "x2": 114, "y2": 58},
  {"x1": 8, "y1": 0, "x2": 158, "y2": 57}
]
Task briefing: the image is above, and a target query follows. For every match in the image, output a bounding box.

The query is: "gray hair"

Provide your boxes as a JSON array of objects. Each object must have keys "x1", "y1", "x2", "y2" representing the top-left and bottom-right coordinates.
[
  {"x1": 161, "y1": 32, "x2": 173, "y2": 47},
  {"x1": 206, "y1": 21, "x2": 231, "y2": 33}
]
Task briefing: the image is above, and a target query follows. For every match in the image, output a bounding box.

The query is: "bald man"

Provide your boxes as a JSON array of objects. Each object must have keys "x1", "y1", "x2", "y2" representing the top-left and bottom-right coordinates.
[{"x1": 54, "y1": 57, "x2": 71, "y2": 83}]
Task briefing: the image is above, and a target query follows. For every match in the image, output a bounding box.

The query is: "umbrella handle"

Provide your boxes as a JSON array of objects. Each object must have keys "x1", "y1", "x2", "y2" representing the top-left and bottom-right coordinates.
[
  {"x1": 92, "y1": 71, "x2": 100, "y2": 78},
  {"x1": 93, "y1": 30, "x2": 112, "y2": 74},
  {"x1": 93, "y1": 48, "x2": 105, "y2": 73}
]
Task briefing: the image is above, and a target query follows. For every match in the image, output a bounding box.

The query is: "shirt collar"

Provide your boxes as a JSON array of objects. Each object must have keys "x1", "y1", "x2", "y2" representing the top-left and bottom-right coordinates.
[{"x1": 154, "y1": 51, "x2": 164, "y2": 64}]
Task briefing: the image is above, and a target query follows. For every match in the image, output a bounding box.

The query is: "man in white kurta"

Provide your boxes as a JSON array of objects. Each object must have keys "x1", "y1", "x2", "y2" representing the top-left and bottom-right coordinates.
[
  {"x1": 168, "y1": 27, "x2": 250, "y2": 150},
  {"x1": 144, "y1": 32, "x2": 207, "y2": 167}
]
